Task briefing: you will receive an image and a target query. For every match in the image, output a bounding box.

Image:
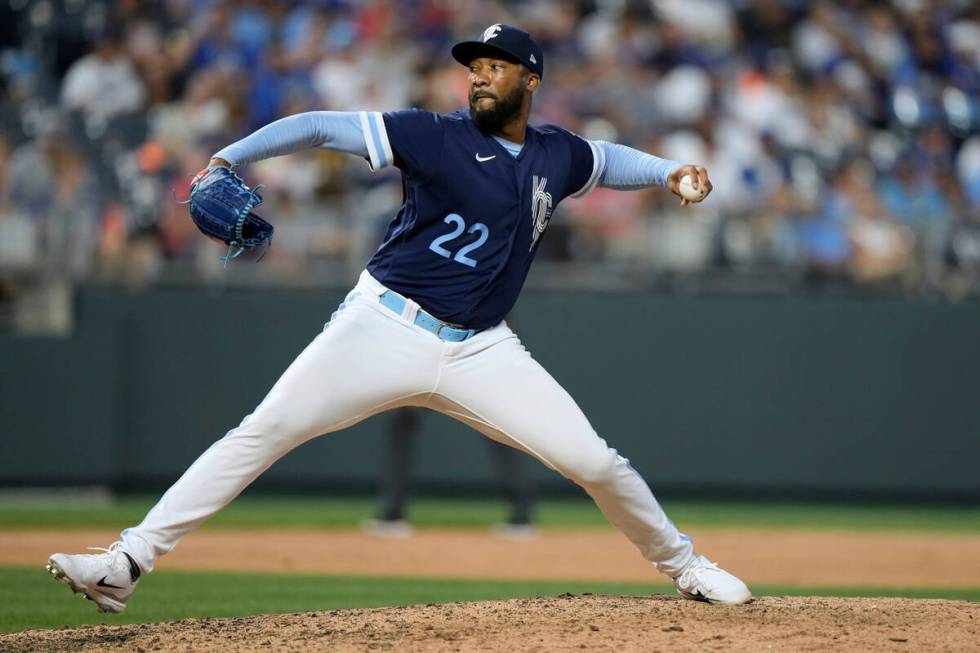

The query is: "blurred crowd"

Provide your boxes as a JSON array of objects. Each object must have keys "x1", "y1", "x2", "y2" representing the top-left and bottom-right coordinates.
[{"x1": 1, "y1": 0, "x2": 979, "y2": 323}]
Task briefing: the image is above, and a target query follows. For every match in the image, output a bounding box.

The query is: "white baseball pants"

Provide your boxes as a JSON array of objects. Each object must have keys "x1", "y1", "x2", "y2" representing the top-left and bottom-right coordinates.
[{"x1": 121, "y1": 271, "x2": 695, "y2": 576}]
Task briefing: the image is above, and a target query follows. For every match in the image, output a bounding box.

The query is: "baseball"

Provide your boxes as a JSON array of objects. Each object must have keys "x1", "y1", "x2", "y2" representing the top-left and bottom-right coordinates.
[{"x1": 679, "y1": 174, "x2": 708, "y2": 203}]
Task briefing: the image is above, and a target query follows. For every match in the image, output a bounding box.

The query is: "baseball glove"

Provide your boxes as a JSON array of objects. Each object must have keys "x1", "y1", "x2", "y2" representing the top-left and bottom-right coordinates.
[{"x1": 186, "y1": 166, "x2": 273, "y2": 265}]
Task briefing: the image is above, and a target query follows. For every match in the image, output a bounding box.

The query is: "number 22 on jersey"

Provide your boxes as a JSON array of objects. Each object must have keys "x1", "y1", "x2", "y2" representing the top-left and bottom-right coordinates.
[{"x1": 428, "y1": 213, "x2": 489, "y2": 268}]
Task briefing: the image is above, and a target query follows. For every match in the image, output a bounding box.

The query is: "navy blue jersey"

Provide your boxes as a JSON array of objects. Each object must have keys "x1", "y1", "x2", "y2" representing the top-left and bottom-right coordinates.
[{"x1": 364, "y1": 109, "x2": 603, "y2": 330}]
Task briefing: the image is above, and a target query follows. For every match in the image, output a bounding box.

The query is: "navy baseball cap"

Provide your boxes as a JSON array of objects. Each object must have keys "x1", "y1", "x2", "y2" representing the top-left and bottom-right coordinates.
[{"x1": 452, "y1": 24, "x2": 544, "y2": 78}]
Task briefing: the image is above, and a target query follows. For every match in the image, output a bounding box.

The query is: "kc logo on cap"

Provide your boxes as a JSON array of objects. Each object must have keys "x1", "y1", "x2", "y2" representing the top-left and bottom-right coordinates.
[{"x1": 482, "y1": 24, "x2": 502, "y2": 42}]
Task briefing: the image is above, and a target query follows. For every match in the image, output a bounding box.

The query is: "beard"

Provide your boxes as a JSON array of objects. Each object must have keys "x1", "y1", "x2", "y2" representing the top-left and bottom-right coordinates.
[{"x1": 469, "y1": 83, "x2": 525, "y2": 135}]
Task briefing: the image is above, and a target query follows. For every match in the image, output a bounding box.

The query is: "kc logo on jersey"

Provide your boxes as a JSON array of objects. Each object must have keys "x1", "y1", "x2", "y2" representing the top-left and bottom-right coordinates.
[
  {"x1": 530, "y1": 176, "x2": 552, "y2": 251},
  {"x1": 482, "y1": 24, "x2": 502, "y2": 42}
]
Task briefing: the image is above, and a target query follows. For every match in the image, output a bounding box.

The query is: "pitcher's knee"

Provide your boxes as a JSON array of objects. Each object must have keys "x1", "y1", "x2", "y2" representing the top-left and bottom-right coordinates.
[
  {"x1": 563, "y1": 451, "x2": 620, "y2": 487},
  {"x1": 223, "y1": 412, "x2": 308, "y2": 451}
]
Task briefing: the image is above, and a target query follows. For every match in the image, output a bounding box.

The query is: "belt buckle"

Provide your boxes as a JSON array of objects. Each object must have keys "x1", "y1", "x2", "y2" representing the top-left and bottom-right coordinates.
[{"x1": 435, "y1": 322, "x2": 456, "y2": 340}]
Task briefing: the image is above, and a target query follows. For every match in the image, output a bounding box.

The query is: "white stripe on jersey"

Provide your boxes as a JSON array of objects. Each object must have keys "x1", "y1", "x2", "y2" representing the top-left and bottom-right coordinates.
[
  {"x1": 359, "y1": 111, "x2": 384, "y2": 170},
  {"x1": 373, "y1": 112, "x2": 394, "y2": 168},
  {"x1": 571, "y1": 139, "x2": 606, "y2": 198}
]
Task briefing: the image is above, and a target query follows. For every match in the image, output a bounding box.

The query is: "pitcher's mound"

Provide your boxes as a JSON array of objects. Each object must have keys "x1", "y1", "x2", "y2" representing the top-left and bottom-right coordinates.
[{"x1": 5, "y1": 594, "x2": 978, "y2": 652}]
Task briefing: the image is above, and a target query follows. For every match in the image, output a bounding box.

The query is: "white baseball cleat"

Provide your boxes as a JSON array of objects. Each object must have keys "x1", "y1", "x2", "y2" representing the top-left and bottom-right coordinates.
[
  {"x1": 46, "y1": 542, "x2": 141, "y2": 614},
  {"x1": 672, "y1": 555, "x2": 752, "y2": 605}
]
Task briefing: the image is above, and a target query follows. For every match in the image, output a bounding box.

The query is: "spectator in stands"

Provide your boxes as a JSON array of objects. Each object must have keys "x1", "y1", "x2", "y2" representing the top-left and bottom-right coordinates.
[
  {"x1": 60, "y1": 27, "x2": 146, "y2": 137},
  {"x1": 7, "y1": 114, "x2": 99, "y2": 275}
]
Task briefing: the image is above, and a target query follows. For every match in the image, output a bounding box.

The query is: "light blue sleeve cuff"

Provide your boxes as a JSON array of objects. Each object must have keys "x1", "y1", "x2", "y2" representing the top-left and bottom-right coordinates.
[
  {"x1": 591, "y1": 140, "x2": 682, "y2": 190},
  {"x1": 213, "y1": 111, "x2": 388, "y2": 170}
]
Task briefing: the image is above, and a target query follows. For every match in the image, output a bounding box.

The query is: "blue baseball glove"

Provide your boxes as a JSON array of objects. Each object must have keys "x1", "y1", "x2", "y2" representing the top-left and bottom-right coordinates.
[{"x1": 187, "y1": 166, "x2": 273, "y2": 265}]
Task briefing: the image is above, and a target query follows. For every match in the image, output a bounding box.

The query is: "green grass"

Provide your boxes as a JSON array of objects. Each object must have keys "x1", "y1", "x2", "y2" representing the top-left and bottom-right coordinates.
[
  {"x1": 1, "y1": 566, "x2": 976, "y2": 634},
  {"x1": 0, "y1": 495, "x2": 978, "y2": 532}
]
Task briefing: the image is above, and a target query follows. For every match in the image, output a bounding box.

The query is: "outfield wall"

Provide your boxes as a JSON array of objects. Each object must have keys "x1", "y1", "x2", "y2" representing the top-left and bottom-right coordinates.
[{"x1": 2, "y1": 286, "x2": 978, "y2": 499}]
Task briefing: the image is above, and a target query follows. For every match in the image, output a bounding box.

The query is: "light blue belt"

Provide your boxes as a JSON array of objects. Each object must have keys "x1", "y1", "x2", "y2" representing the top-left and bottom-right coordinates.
[{"x1": 378, "y1": 291, "x2": 478, "y2": 342}]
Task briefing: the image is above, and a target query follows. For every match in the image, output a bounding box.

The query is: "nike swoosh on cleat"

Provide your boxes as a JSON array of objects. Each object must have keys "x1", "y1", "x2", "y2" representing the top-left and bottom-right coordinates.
[
  {"x1": 123, "y1": 552, "x2": 141, "y2": 583},
  {"x1": 685, "y1": 589, "x2": 709, "y2": 601},
  {"x1": 97, "y1": 576, "x2": 125, "y2": 590},
  {"x1": 475, "y1": 154, "x2": 496, "y2": 162}
]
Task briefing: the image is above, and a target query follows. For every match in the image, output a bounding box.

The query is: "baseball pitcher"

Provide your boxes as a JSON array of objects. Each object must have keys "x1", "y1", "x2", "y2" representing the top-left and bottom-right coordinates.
[{"x1": 48, "y1": 24, "x2": 750, "y2": 612}]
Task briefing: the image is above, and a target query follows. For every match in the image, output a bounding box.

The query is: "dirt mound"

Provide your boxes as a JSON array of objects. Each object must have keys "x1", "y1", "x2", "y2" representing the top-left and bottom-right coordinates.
[{"x1": 4, "y1": 595, "x2": 977, "y2": 652}]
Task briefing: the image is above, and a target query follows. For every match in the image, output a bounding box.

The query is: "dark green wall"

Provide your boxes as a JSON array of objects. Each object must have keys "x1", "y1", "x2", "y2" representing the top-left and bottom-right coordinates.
[{"x1": 2, "y1": 286, "x2": 978, "y2": 498}]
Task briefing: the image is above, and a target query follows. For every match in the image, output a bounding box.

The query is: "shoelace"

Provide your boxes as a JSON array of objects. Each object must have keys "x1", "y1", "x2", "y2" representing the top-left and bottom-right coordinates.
[
  {"x1": 84, "y1": 542, "x2": 140, "y2": 585},
  {"x1": 85, "y1": 542, "x2": 130, "y2": 562},
  {"x1": 86, "y1": 541, "x2": 122, "y2": 553},
  {"x1": 676, "y1": 556, "x2": 721, "y2": 584}
]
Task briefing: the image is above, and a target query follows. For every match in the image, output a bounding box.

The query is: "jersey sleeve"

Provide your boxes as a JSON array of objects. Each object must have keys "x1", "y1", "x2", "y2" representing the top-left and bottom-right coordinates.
[
  {"x1": 362, "y1": 109, "x2": 446, "y2": 179},
  {"x1": 553, "y1": 128, "x2": 605, "y2": 200}
]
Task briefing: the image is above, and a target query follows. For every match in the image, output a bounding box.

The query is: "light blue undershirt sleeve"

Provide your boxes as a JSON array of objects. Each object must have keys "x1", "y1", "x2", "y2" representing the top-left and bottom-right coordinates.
[
  {"x1": 213, "y1": 111, "x2": 378, "y2": 167},
  {"x1": 592, "y1": 140, "x2": 682, "y2": 190}
]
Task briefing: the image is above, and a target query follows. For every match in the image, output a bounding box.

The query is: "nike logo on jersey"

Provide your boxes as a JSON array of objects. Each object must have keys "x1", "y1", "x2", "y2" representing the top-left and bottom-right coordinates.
[
  {"x1": 475, "y1": 154, "x2": 496, "y2": 162},
  {"x1": 97, "y1": 576, "x2": 125, "y2": 589}
]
